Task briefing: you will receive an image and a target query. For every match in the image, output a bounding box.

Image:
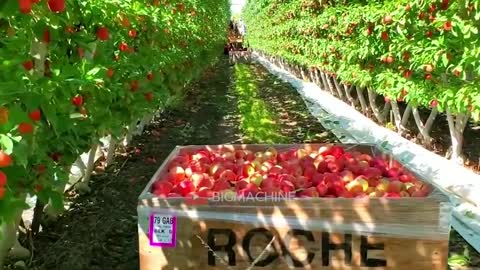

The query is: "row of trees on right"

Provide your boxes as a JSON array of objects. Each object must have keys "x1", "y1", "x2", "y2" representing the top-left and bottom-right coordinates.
[{"x1": 243, "y1": 0, "x2": 479, "y2": 164}]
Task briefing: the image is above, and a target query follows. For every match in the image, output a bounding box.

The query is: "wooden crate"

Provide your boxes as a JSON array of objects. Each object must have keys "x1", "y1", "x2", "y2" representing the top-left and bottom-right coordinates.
[{"x1": 137, "y1": 144, "x2": 452, "y2": 270}]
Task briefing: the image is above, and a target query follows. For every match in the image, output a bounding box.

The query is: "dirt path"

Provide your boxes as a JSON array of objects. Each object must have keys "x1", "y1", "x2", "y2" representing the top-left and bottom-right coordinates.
[
  {"x1": 17, "y1": 57, "x2": 480, "y2": 270},
  {"x1": 26, "y1": 58, "x2": 337, "y2": 270}
]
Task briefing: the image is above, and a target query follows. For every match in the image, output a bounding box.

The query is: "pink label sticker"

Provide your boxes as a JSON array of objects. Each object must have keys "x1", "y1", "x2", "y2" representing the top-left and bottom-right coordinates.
[{"x1": 149, "y1": 213, "x2": 177, "y2": 247}]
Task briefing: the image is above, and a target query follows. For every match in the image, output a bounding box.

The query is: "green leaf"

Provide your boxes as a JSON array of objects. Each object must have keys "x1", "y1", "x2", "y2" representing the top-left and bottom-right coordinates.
[
  {"x1": 0, "y1": 135, "x2": 13, "y2": 154},
  {"x1": 448, "y1": 252, "x2": 470, "y2": 267},
  {"x1": 13, "y1": 141, "x2": 29, "y2": 167},
  {"x1": 442, "y1": 54, "x2": 449, "y2": 67},
  {"x1": 86, "y1": 67, "x2": 101, "y2": 77},
  {"x1": 49, "y1": 191, "x2": 64, "y2": 210},
  {"x1": 70, "y1": 113, "x2": 84, "y2": 119}
]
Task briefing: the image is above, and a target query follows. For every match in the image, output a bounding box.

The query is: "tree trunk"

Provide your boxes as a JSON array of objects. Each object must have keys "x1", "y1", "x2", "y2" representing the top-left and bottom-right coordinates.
[
  {"x1": 367, "y1": 88, "x2": 385, "y2": 123},
  {"x1": 356, "y1": 86, "x2": 369, "y2": 115},
  {"x1": 446, "y1": 110, "x2": 469, "y2": 164}
]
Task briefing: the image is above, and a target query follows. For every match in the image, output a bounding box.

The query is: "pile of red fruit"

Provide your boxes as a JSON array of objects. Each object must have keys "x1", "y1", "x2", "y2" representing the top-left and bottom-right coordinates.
[{"x1": 151, "y1": 145, "x2": 431, "y2": 199}]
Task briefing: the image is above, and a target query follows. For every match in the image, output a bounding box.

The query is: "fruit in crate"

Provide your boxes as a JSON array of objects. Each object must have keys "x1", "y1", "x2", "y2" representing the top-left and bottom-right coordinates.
[{"x1": 151, "y1": 145, "x2": 431, "y2": 199}]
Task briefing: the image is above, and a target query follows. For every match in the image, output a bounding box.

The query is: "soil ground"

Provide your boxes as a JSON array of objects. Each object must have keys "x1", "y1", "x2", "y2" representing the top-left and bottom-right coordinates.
[{"x1": 12, "y1": 57, "x2": 479, "y2": 269}]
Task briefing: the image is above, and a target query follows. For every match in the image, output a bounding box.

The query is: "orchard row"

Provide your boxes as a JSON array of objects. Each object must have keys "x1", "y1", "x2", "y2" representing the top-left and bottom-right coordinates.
[
  {"x1": 243, "y1": 0, "x2": 479, "y2": 162},
  {"x1": 0, "y1": 0, "x2": 230, "y2": 227},
  {"x1": 244, "y1": 0, "x2": 479, "y2": 115}
]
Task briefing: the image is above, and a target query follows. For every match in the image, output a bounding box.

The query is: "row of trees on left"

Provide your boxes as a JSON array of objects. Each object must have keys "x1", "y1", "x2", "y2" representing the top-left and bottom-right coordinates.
[{"x1": 0, "y1": 0, "x2": 230, "y2": 266}]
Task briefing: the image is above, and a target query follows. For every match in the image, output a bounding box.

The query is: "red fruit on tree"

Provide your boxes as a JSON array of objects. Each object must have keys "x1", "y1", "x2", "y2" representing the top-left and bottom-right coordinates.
[
  {"x1": 119, "y1": 42, "x2": 129, "y2": 52},
  {"x1": 403, "y1": 51, "x2": 410, "y2": 61},
  {"x1": 424, "y1": 64, "x2": 434, "y2": 73},
  {"x1": 28, "y1": 109, "x2": 41, "y2": 121},
  {"x1": 0, "y1": 187, "x2": 5, "y2": 199},
  {"x1": 405, "y1": 4, "x2": 411, "y2": 12},
  {"x1": 65, "y1": 26, "x2": 75, "y2": 33},
  {"x1": 147, "y1": 72, "x2": 154, "y2": 81},
  {"x1": 19, "y1": 0, "x2": 32, "y2": 14},
  {"x1": 383, "y1": 15, "x2": 392, "y2": 24},
  {"x1": 23, "y1": 60, "x2": 34, "y2": 71},
  {"x1": 35, "y1": 164, "x2": 46, "y2": 174},
  {"x1": 144, "y1": 92, "x2": 154, "y2": 102},
  {"x1": 381, "y1": 31, "x2": 389, "y2": 41},
  {"x1": 426, "y1": 30, "x2": 433, "y2": 38},
  {"x1": 443, "y1": 21, "x2": 452, "y2": 31},
  {"x1": 385, "y1": 55, "x2": 394, "y2": 64},
  {"x1": 429, "y1": 4, "x2": 436, "y2": 13},
  {"x1": 128, "y1": 29, "x2": 137, "y2": 38},
  {"x1": 34, "y1": 184, "x2": 42, "y2": 193},
  {"x1": 404, "y1": 69, "x2": 412, "y2": 79},
  {"x1": 0, "y1": 152, "x2": 12, "y2": 167},
  {"x1": 446, "y1": 52, "x2": 452, "y2": 61},
  {"x1": 419, "y1": 12, "x2": 426, "y2": 20},
  {"x1": 96, "y1": 26, "x2": 109, "y2": 41},
  {"x1": 50, "y1": 152, "x2": 61, "y2": 162},
  {"x1": 441, "y1": 0, "x2": 449, "y2": 10},
  {"x1": 453, "y1": 69, "x2": 460, "y2": 77},
  {"x1": 18, "y1": 122, "x2": 34, "y2": 134},
  {"x1": 78, "y1": 48, "x2": 84, "y2": 58},
  {"x1": 0, "y1": 171, "x2": 6, "y2": 186},
  {"x1": 430, "y1": 100, "x2": 438, "y2": 108},
  {"x1": 43, "y1": 29, "x2": 50, "y2": 43},
  {"x1": 121, "y1": 17, "x2": 130, "y2": 27},
  {"x1": 366, "y1": 27, "x2": 373, "y2": 36},
  {"x1": 130, "y1": 80, "x2": 139, "y2": 92},
  {"x1": 47, "y1": 0, "x2": 65, "y2": 13},
  {"x1": 425, "y1": 74, "x2": 432, "y2": 80},
  {"x1": 71, "y1": 95, "x2": 84, "y2": 106},
  {"x1": 106, "y1": 68, "x2": 114, "y2": 78}
]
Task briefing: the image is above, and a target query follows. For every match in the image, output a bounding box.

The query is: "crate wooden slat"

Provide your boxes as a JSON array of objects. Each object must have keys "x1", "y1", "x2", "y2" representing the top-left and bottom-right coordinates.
[{"x1": 137, "y1": 144, "x2": 452, "y2": 270}]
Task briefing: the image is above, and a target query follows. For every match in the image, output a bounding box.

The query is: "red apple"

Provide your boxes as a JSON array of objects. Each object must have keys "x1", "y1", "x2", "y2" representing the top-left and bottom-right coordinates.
[
  {"x1": 213, "y1": 179, "x2": 231, "y2": 192},
  {"x1": 152, "y1": 181, "x2": 173, "y2": 197},
  {"x1": 261, "y1": 175, "x2": 278, "y2": 189},
  {"x1": 197, "y1": 187, "x2": 213, "y2": 197},
  {"x1": 235, "y1": 179, "x2": 249, "y2": 191},
  {"x1": 387, "y1": 180, "x2": 405, "y2": 193},
  {"x1": 177, "y1": 180, "x2": 195, "y2": 196},
  {"x1": 385, "y1": 167, "x2": 401, "y2": 178},
  {"x1": 316, "y1": 183, "x2": 328, "y2": 196},
  {"x1": 280, "y1": 180, "x2": 295, "y2": 193},
  {"x1": 209, "y1": 163, "x2": 225, "y2": 179},
  {"x1": 235, "y1": 150, "x2": 246, "y2": 160},
  {"x1": 241, "y1": 164, "x2": 256, "y2": 177},
  {"x1": 169, "y1": 166, "x2": 186, "y2": 183},
  {"x1": 362, "y1": 167, "x2": 382, "y2": 179},
  {"x1": 311, "y1": 173, "x2": 325, "y2": 186},
  {"x1": 219, "y1": 169, "x2": 236, "y2": 183},
  {"x1": 269, "y1": 165, "x2": 284, "y2": 175},
  {"x1": 298, "y1": 187, "x2": 319, "y2": 197},
  {"x1": 238, "y1": 183, "x2": 260, "y2": 196}
]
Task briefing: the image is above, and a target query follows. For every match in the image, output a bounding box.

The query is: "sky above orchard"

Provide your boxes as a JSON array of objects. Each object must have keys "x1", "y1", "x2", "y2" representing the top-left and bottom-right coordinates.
[{"x1": 231, "y1": 0, "x2": 246, "y2": 15}]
